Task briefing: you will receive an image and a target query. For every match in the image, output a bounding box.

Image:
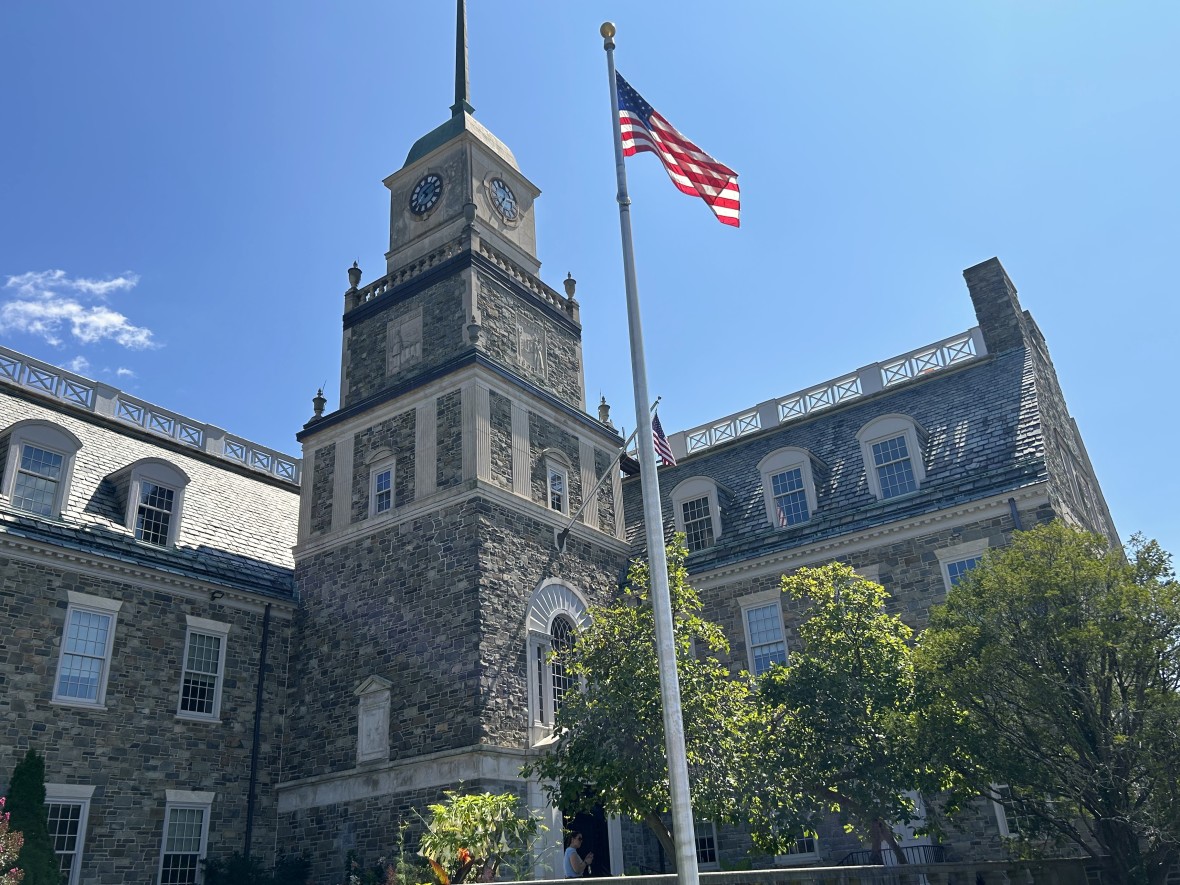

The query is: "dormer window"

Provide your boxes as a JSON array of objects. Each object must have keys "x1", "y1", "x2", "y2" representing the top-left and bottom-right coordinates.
[
  {"x1": 1, "y1": 421, "x2": 82, "y2": 520},
  {"x1": 856, "y1": 415, "x2": 927, "y2": 501},
  {"x1": 671, "y1": 477, "x2": 722, "y2": 552},
  {"x1": 757, "y1": 448, "x2": 821, "y2": 529},
  {"x1": 111, "y1": 459, "x2": 190, "y2": 548}
]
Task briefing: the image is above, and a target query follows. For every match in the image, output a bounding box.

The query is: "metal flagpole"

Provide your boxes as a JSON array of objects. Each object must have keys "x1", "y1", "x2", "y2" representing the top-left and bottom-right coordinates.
[{"x1": 601, "y1": 22, "x2": 699, "y2": 885}]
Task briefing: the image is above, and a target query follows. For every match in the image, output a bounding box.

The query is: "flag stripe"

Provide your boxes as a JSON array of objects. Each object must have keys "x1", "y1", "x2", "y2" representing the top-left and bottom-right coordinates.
[
  {"x1": 616, "y1": 73, "x2": 740, "y2": 227},
  {"x1": 652, "y1": 413, "x2": 677, "y2": 467}
]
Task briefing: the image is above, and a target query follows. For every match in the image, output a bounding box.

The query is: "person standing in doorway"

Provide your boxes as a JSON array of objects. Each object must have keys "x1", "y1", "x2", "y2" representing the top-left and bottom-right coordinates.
[{"x1": 564, "y1": 832, "x2": 594, "y2": 878}]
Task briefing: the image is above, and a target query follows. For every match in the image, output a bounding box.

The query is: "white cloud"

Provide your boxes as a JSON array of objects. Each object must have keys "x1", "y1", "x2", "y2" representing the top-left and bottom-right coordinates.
[
  {"x1": 115, "y1": 367, "x2": 136, "y2": 379},
  {"x1": 1, "y1": 269, "x2": 155, "y2": 350},
  {"x1": 66, "y1": 355, "x2": 91, "y2": 374}
]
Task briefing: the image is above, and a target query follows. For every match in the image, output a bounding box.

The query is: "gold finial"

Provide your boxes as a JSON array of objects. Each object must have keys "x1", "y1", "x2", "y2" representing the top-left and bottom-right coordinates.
[{"x1": 600, "y1": 21, "x2": 616, "y2": 39}]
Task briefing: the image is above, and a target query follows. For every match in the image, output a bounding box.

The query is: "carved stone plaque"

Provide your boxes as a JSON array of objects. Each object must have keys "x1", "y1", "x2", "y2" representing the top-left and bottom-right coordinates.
[
  {"x1": 387, "y1": 308, "x2": 423, "y2": 376},
  {"x1": 517, "y1": 315, "x2": 546, "y2": 379}
]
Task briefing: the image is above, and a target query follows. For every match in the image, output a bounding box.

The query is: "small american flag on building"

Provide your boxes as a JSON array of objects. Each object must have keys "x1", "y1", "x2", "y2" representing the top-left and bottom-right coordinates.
[
  {"x1": 652, "y1": 412, "x2": 677, "y2": 467},
  {"x1": 616, "y1": 72, "x2": 740, "y2": 227}
]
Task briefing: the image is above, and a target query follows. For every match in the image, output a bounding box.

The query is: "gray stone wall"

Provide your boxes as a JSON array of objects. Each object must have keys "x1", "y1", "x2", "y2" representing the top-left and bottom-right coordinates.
[
  {"x1": 476, "y1": 275, "x2": 584, "y2": 410},
  {"x1": 488, "y1": 390, "x2": 513, "y2": 491},
  {"x1": 0, "y1": 555, "x2": 291, "y2": 885},
  {"x1": 472, "y1": 498, "x2": 628, "y2": 747},
  {"x1": 436, "y1": 390, "x2": 463, "y2": 490},
  {"x1": 528, "y1": 413, "x2": 581, "y2": 513},
  {"x1": 350, "y1": 409, "x2": 417, "y2": 523},
  {"x1": 310, "y1": 443, "x2": 336, "y2": 536},
  {"x1": 285, "y1": 499, "x2": 484, "y2": 781},
  {"x1": 343, "y1": 277, "x2": 466, "y2": 409},
  {"x1": 595, "y1": 448, "x2": 616, "y2": 535}
]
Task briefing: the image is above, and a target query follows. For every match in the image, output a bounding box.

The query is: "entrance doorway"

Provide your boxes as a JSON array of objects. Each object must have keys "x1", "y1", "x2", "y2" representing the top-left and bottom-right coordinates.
[{"x1": 564, "y1": 806, "x2": 611, "y2": 877}]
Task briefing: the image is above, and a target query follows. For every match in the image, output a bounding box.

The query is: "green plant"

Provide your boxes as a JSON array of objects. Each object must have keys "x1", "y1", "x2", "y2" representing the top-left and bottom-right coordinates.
[
  {"x1": 0, "y1": 797, "x2": 24, "y2": 885},
  {"x1": 418, "y1": 791, "x2": 542, "y2": 884},
  {"x1": 3, "y1": 751, "x2": 57, "y2": 885}
]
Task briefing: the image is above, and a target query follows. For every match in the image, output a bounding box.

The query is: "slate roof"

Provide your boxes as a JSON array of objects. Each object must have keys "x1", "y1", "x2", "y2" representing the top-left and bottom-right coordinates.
[
  {"x1": 624, "y1": 345, "x2": 1045, "y2": 571},
  {"x1": 0, "y1": 388, "x2": 298, "y2": 599}
]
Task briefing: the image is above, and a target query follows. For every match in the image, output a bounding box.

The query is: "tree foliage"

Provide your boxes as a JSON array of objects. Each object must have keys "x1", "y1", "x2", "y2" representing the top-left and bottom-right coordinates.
[
  {"x1": 742, "y1": 563, "x2": 936, "y2": 862},
  {"x1": 523, "y1": 537, "x2": 752, "y2": 857},
  {"x1": 3, "y1": 751, "x2": 57, "y2": 885},
  {"x1": 0, "y1": 798, "x2": 24, "y2": 885},
  {"x1": 917, "y1": 522, "x2": 1180, "y2": 885},
  {"x1": 417, "y1": 791, "x2": 542, "y2": 884}
]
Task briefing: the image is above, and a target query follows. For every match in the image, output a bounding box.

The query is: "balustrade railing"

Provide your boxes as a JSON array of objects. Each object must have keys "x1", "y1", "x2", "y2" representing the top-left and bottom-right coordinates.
[
  {"x1": 0, "y1": 345, "x2": 301, "y2": 485},
  {"x1": 667, "y1": 328, "x2": 986, "y2": 460}
]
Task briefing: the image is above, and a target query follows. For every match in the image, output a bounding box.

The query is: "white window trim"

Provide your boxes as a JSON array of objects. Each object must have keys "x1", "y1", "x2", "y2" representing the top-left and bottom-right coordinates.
[
  {"x1": 935, "y1": 538, "x2": 989, "y2": 593},
  {"x1": 738, "y1": 589, "x2": 787, "y2": 676},
  {"x1": 694, "y1": 820, "x2": 720, "y2": 871},
  {"x1": 118, "y1": 459, "x2": 190, "y2": 548},
  {"x1": 52, "y1": 591, "x2": 123, "y2": 709},
  {"x1": 546, "y1": 458, "x2": 569, "y2": 516},
  {"x1": 671, "y1": 477, "x2": 722, "y2": 551},
  {"x1": 1, "y1": 421, "x2": 82, "y2": 520},
  {"x1": 757, "y1": 448, "x2": 819, "y2": 529},
  {"x1": 368, "y1": 454, "x2": 396, "y2": 519},
  {"x1": 176, "y1": 616, "x2": 230, "y2": 722},
  {"x1": 990, "y1": 784, "x2": 1031, "y2": 839},
  {"x1": 159, "y1": 791, "x2": 214, "y2": 885},
  {"x1": 774, "y1": 836, "x2": 821, "y2": 866},
  {"x1": 525, "y1": 580, "x2": 590, "y2": 746},
  {"x1": 856, "y1": 414, "x2": 927, "y2": 502},
  {"x1": 45, "y1": 783, "x2": 94, "y2": 885}
]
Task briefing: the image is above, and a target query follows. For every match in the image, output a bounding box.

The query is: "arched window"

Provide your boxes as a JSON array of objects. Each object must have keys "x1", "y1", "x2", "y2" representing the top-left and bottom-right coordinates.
[
  {"x1": 525, "y1": 580, "x2": 590, "y2": 745},
  {"x1": 110, "y1": 458, "x2": 191, "y2": 547},
  {"x1": 670, "y1": 477, "x2": 722, "y2": 552},
  {"x1": 1, "y1": 420, "x2": 83, "y2": 520},
  {"x1": 856, "y1": 414, "x2": 927, "y2": 501},
  {"x1": 757, "y1": 448, "x2": 821, "y2": 529}
]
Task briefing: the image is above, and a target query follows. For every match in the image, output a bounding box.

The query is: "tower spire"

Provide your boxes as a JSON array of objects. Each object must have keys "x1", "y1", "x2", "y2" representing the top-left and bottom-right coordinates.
[{"x1": 451, "y1": 0, "x2": 475, "y2": 117}]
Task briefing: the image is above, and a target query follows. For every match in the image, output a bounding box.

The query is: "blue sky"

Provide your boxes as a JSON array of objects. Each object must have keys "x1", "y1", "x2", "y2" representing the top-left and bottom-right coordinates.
[{"x1": 2, "y1": 2, "x2": 1178, "y2": 556}]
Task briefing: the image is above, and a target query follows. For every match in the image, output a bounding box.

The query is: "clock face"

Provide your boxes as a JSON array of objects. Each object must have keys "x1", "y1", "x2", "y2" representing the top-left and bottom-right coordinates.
[
  {"x1": 409, "y1": 174, "x2": 443, "y2": 215},
  {"x1": 489, "y1": 177, "x2": 518, "y2": 221}
]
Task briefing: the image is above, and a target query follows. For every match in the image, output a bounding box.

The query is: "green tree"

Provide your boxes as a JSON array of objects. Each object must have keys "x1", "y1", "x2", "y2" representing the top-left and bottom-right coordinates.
[
  {"x1": 0, "y1": 797, "x2": 25, "y2": 885},
  {"x1": 743, "y1": 563, "x2": 936, "y2": 863},
  {"x1": 917, "y1": 522, "x2": 1180, "y2": 885},
  {"x1": 523, "y1": 537, "x2": 752, "y2": 858},
  {"x1": 417, "y1": 791, "x2": 542, "y2": 884},
  {"x1": 3, "y1": 751, "x2": 57, "y2": 885}
]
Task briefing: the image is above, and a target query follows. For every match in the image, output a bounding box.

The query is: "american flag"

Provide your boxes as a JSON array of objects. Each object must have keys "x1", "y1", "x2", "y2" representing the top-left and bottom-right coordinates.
[
  {"x1": 652, "y1": 412, "x2": 677, "y2": 467},
  {"x1": 616, "y1": 72, "x2": 740, "y2": 227}
]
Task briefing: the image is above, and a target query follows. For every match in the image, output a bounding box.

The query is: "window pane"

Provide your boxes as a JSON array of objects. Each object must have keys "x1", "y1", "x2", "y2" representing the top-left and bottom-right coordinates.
[
  {"x1": 872, "y1": 435, "x2": 917, "y2": 498},
  {"x1": 771, "y1": 468, "x2": 809, "y2": 526},
  {"x1": 548, "y1": 468, "x2": 566, "y2": 512},
  {"x1": 135, "y1": 481, "x2": 175, "y2": 546},
  {"x1": 46, "y1": 801, "x2": 83, "y2": 881},
  {"x1": 946, "y1": 556, "x2": 982, "y2": 586},
  {"x1": 180, "y1": 632, "x2": 222, "y2": 715},
  {"x1": 13, "y1": 444, "x2": 63, "y2": 515},
  {"x1": 375, "y1": 468, "x2": 392, "y2": 513},
  {"x1": 550, "y1": 617, "x2": 575, "y2": 714},
  {"x1": 682, "y1": 496, "x2": 714, "y2": 551},
  {"x1": 56, "y1": 610, "x2": 112, "y2": 701},
  {"x1": 746, "y1": 604, "x2": 787, "y2": 676}
]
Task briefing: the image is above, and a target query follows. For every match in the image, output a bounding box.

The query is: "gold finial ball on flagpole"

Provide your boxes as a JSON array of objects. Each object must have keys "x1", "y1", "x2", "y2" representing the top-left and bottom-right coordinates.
[{"x1": 600, "y1": 22, "x2": 616, "y2": 39}]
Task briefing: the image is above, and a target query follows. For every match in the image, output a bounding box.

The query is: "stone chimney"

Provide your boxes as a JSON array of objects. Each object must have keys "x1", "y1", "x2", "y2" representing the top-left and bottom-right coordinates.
[{"x1": 963, "y1": 257, "x2": 1026, "y2": 354}]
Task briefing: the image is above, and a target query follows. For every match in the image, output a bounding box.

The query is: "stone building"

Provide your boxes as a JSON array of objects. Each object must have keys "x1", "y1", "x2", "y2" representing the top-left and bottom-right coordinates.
[{"x1": 0, "y1": 5, "x2": 1119, "y2": 883}]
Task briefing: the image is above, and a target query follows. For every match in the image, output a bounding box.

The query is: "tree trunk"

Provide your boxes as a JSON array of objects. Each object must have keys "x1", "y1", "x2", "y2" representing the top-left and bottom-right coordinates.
[
  {"x1": 643, "y1": 812, "x2": 677, "y2": 864},
  {"x1": 867, "y1": 819, "x2": 908, "y2": 865}
]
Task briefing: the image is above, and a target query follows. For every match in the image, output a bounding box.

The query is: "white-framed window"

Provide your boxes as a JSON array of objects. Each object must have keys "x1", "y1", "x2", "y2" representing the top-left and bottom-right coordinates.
[
  {"x1": 45, "y1": 783, "x2": 94, "y2": 885},
  {"x1": 757, "y1": 448, "x2": 820, "y2": 529},
  {"x1": 739, "y1": 590, "x2": 787, "y2": 676},
  {"x1": 856, "y1": 415, "x2": 927, "y2": 501},
  {"x1": 671, "y1": 477, "x2": 721, "y2": 552},
  {"x1": 776, "y1": 836, "x2": 820, "y2": 865},
  {"x1": 525, "y1": 580, "x2": 590, "y2": 745},
  {"x1": 158, "y1": 790, "x2": 213, "y2": 885},
  {"x1": 115, "y1": 459, "x2": 189, "y2": 547},
  {"x1": 991, "y1": 784, "x2": 1032, "y2": 839},
  {"x1": 936, "y1": 539, "x2": 989, "y2": 593},
  {"x1": 53, "y1": 591, "x2": 122, "y2": 708},
  {"x1": 177, "y1": 616, "x2": 230, "y2": 721},
  {"x1": 547, "y1": 460, "x2": 569, "y2": 515},
  {"x1": 371, "y1": 460, "x2": 395, "y2": 517},
  {"x1": 1, "y1": 421, "x2": 82, "y2": 519},
  {"x1": 694, "y1": 820, "x2": 719, "y2": 870}
]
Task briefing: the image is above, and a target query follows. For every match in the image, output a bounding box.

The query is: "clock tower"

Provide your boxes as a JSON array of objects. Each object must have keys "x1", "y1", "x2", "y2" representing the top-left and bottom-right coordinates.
[{"x1": 281, "y1": 2, "x2": 630, "y2": 878}]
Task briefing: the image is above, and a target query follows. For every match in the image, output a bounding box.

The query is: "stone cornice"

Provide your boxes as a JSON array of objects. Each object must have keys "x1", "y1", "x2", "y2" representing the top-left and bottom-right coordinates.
[
  {"x1": 0, "y1": 533, "x2": 296, "y2": 616},
  {"x1": 689, "y1": 484, "x2": 1050, "y2": 590}
]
